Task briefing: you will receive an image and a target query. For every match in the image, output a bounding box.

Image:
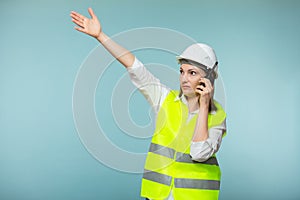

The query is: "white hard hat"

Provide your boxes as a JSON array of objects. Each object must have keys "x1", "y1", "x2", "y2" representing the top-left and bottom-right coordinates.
[{"x1": 176, "y1": 43, "x2": 218, "y2": 69}]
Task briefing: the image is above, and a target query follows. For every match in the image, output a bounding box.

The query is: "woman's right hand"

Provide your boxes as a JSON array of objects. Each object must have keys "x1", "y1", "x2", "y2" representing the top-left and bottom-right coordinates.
[
  {"x1": 71, "y1": 8, "x2": 135, "y2": 68},
  {"x1": 70, "y1": 8, "x2": 101, "y2": 39}
]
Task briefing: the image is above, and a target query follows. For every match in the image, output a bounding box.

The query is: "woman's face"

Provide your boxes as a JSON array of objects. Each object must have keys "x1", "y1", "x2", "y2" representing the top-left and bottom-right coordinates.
[{"x1": 180, "y1": 63, "x2": 206, "y2": 97}]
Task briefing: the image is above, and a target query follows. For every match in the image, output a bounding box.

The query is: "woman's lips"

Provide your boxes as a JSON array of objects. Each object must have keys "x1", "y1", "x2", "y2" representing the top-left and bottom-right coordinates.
[{"x1": 182, "y1": 85, "x2": 190, "y2": 89}]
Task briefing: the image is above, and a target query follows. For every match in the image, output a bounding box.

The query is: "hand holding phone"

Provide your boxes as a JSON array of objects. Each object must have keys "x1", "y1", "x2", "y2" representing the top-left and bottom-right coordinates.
[
  {"x1": 198, "y1": 81, "x2": 206, "y2": 91},
  {"x1": 196, "y1": 78, "x2": 214, "y2": 107}
]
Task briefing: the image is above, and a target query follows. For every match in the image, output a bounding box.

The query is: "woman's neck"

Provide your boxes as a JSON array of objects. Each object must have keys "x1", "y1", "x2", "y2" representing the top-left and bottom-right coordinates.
[{"x1": 185, "y1": 95, "x2": 199, "y2": 113}]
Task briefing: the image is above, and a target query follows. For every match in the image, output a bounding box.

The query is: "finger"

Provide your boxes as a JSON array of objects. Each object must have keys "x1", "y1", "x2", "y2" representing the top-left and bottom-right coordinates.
[
  {"x1": 199, "y1": 81, "x2": 205, "y2": 87},
  {"x1": 196, "y1": 89, "x2": 206, "y2": 96},
  {"x1": 198, "y1": 88, "x2": 209, "y2": 96},
  {"x1": 195, "y1": 87, "x2": 202, "y2": 95},
  {"x1": 196, "y1": 85, "x2": 205, "y2": 91},
  {"x1": 75, "y1": 26, "x2": 87, "y2": 34},
  {"x1": 70, "y1": 12, "x2": 85, "y2": 24},
  {"x1": 200, "y1": 78, "x2": 213, "y2": 91},
  {"x1": 198, "y1": 79, "x2": 208, "y2": 90},
  {"x1": 70, "y1": 11, "x2": 86, "y2": 21},
  {"x1": 88, "y1": 7, "x2": 96, "y2": 19},
  {"x1": 200, "y1": 83, "x2": 213, "y2": 94},
  {"x1": 72, "y1": 18, "x2": 84, "y2": 28},
  {"x1": 197, "y1": 83, "x2": 213, "y2": 97},
  {"x1": 199, "y1": 78, "x2": 211, "y2": 85}
]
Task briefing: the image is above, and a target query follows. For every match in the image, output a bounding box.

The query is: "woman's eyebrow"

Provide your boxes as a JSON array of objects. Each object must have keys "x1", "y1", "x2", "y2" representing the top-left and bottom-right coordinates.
[{"x1": 179, "y1": 67, "x2": 196, "y2": 71}]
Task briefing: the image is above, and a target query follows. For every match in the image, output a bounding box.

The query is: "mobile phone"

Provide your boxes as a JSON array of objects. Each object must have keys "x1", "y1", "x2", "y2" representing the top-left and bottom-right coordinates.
[
  {"x1": 198, "y1": 82, "x2": 204, "y2": 91},
  {"x1": 205, "y1": 63, "x2": 217, "y2": 85},
  {"x1": 205, "y1": 70, "x2": 215, "y2": 85}
]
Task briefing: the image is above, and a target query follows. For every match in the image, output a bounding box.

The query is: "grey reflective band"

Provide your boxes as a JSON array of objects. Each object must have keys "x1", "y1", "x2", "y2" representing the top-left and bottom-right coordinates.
[
  {"x1": 175, "y1": 152, "x2": 194, "y2": 163},
  {"x1": 176, "y1": 153, "x2": 219, "y2": 166},
  {"x1": 149, "y1": 143, "x2": 175, "y2": 159},
  {"x1": 175, "y1": 178, "x2": 220, "y2": 190},
  {"x1": 143, "y1": 170, "x2": 172, "y2": 186}
]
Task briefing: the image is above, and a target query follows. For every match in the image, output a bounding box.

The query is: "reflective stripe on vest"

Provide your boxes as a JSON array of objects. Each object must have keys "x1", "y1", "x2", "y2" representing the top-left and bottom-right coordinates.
[
  {"x1": 149, "y1": 142, "x2": 219, "y2": 166},
  {"x1": 143, "y1": 170, "x2": 220, "y2": 190},
  {"x1": 143, "y1": 170, "x2": 172, "y2": 186},
  {"x1": 175, "y1": 178, "x2": 220, "y2": 190},
  {"x1": 149, "y1": 143, "x2": 175, "y2": 159}
]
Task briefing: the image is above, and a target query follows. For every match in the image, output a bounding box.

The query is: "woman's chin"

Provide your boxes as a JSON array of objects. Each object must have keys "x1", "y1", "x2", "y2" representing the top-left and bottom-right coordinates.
[{"x1": 182, "y1": 90, "x2": 197, "y2": 97}]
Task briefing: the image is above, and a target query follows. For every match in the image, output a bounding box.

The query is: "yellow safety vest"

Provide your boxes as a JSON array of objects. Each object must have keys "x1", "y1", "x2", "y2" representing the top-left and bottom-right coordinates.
[{"x1": 141, "y1": 90, "x2": 226, "y2": 200}]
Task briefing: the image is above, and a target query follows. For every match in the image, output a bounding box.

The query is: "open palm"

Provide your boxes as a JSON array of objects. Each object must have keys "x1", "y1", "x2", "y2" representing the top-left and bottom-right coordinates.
[{"x1": 70, "y1": 8, "x2": 101, "y2": 38}]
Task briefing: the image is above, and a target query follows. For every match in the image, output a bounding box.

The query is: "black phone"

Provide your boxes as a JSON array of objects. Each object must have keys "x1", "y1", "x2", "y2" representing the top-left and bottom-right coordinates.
[
  {"x1": 198, "y1": 66, "x2": 216, "y2": 91},
  {"x1": 204, "y1": 63, "x2": 217, "y2": 85},
  {"x1": 205, "y1": 70, "x2": 215, "y2": 85}
]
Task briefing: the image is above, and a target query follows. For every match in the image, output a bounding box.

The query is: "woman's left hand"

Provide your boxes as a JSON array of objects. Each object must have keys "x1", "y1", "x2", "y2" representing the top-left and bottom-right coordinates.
[{"x1": 195, "y1": 78, "x2": 214, "y2": 107}]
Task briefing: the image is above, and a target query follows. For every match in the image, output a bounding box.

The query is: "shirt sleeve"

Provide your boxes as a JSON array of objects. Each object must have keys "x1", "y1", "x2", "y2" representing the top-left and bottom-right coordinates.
[
  {"x1": 190, "y1": 119, "x2": 226, "y2": 162},
  {"x1": 127, "y1": 57, "x2": 170, "y2": 112}
]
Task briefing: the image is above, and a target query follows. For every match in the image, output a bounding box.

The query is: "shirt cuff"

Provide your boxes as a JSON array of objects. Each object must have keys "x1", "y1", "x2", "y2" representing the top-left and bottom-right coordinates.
[{"x1": 127, "y1": 57, "x2": 143, "y2": 70}]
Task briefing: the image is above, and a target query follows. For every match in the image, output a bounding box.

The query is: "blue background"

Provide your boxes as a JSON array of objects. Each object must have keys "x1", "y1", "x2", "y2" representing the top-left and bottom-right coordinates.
[{"x1": 1, "y1": 0, "x2": 300, "y2": 199}]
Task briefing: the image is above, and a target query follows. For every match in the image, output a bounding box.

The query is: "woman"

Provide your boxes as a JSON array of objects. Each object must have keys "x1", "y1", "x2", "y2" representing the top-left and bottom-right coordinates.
[{"x1": 70, "y1": 8, "x2": 226, "y2": 200}]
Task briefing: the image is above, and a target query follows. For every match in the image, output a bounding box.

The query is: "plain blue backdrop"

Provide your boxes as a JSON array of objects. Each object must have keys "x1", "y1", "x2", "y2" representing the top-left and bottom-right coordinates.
[{"x1": 1, "y1": 0, "x2": 300, "y2": 199}]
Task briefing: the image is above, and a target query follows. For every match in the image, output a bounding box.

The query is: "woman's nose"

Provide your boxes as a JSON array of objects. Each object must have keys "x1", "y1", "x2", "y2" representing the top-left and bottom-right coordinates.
[{"x1": 181, "y1": 74, "x2": 188, "y2": 82}]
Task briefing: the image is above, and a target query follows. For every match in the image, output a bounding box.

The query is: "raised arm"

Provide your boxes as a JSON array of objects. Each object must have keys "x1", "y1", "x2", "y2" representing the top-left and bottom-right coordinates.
[{"x1": 70, "y1": 8, "x2": 135, "y2": 68}]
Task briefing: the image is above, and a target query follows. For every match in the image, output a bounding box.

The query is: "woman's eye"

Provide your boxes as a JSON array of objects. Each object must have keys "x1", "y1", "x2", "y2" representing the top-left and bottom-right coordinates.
[
  {"x1": 180, "y1": 70, "x2": 183, "y2": 74},
  {"x1": 190, "y1": 71, "x2": 196, "y2": 75}
]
